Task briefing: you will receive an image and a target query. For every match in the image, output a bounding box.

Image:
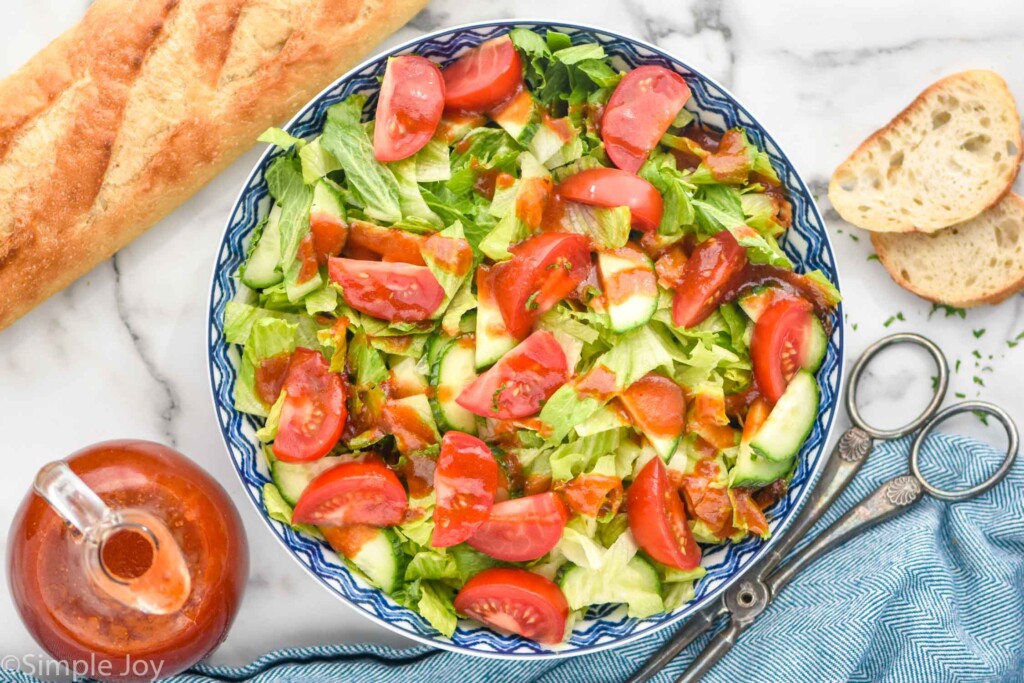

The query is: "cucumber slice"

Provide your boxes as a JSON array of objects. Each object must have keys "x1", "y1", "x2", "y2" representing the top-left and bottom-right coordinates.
[
  {"x1": 284, "y1": 263, "x2": 322, "y2": 302},
  {"x1": 491, "y1": 89, "x2": 541, "y2": 143},
  {"x1": 310, "y1": 179, "x2": 346, "y2": 220},
  {"x1": 736, "y1": 285, "x2": 775, "y2": 321},
  {"x1": 332, "y1": 526, "x2": 404, "y2": 593},
  {"x1": 750, "y1": 370, "x2": 819, "y2": 462},
  {"x1": 802, "y1": 315, "x2": 828, "y2": 373},
  {"x1": 528, "y1": 119, "x2": 569, "y2": 166},
  {"x1": 241, "y1": 205, "x2": 284, "y2": 289},
  {"x1": 271, "y1": 455, "x2": 346, "y2": 506},
  {"x1": 389, "y1": 356, "x2": 429, "y2": 397},
  {"x1": 559, "y1": 556, "x2": 663, "y2": 618},
  {"x1": 430, "y1": 335, "x2": 479, "y2": 434},
  {"x1": 597, "y1": 250, "x2": 658, "y2": 333},
  {"x1": 475, "y1": 271, "x2": 516, "y2": 369},
  {"x1": 729, "y1": 443, "x2": 792, "y2": 488}
]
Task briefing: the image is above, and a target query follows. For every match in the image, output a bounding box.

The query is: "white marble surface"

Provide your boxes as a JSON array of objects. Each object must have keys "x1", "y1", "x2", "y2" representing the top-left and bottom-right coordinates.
[{"x1": 2, "y1": 0, "x2": 1023, "y2": 674}]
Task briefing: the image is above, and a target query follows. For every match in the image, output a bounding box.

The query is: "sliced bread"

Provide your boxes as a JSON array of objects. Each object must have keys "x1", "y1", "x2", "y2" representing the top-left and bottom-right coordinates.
[
  {"x1": 829, "y1": 70, "x2": 1022, "y2": 233},
  {"x1": 870, "y1": 193, "x2": 1024, "y2": 307}
]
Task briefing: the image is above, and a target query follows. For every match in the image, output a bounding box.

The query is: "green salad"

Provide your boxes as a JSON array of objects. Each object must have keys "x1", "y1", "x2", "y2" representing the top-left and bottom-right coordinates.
[{"x1": 223, "y1": 28, "x2": 840, "y2": 644}]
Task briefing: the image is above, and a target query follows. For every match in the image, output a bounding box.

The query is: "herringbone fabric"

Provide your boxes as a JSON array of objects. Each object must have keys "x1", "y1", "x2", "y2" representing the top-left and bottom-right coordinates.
[{"x1": 2, "y1": 433, "x2": 1020, "y2": 683}]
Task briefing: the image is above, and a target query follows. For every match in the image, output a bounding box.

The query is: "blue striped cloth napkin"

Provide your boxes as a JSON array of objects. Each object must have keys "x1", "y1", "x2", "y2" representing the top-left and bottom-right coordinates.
[{"x1": 6, "y1": 433, "x2": 1023, "y2": 682}]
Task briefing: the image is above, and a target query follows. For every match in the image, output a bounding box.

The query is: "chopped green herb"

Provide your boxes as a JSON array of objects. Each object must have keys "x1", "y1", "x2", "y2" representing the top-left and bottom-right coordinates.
[
  {"x1": 929, "y1": 303, "x2": 967, "y2": 320},
  {"x1": 972, "y1": 350, "x2": 982, "y2": 359},
  {"x1": 973, "y1": 376, "x2": 985, "y2": 387},
  {"x1": 974, "y1": 411, "x2": 990, "y2": 426},
  {"x1": 852, "y1": 323, "x2": 859, "y2": 331},
  {"x1": 930, "y1": 375, "x2": 938, "y2": 391},
  {"x1": 955, "y1": 359, "x2": 961, "y2": 373},
  {"x1": 883, "y1": 313, "x2": 904, "y2": 328},
  {"x1": 972, "y1": 328, "x2": 986, "y2": 339},
  {"x1": 955, "y1": 392, "x2": 966, "y2": 399},
  {"x1": 850, "y1": 234, "x2": 860, "y2": 242},
  {"x1": 867, "y1": 253, "x2": 880, "y2": 262},
  {"x1": 525, "y1": 291, "x2": 540, "y2": 311},
  {"x1": 491, "y1": 383, "x2": 508, "y2": 412}
]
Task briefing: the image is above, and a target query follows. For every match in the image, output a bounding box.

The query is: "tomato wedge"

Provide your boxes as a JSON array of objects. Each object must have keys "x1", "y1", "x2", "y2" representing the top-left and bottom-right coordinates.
[
  {"x1": 328, "y1": 257, "x2": 444, "y2": 322},
  {"x1": 442, "y1": 35, "x2": 524, "y2": 113},
  {"x1": 432, "y1": 432, "x2": 499, "y2": 548},
  {"x1": 374, "y1": 55, "x2": 445, "y2": 162},
  {"x1": 493, "y1": 232, "x2": 592, "y2": 339},
  {"x1": 456, "y1": 330, "x2": 568, "y2": 420},
  {"x1": 557, "y1": 474, "x2": 623, "y2": 519},
  {"x1": 454, "y1": 568, "x2": 569, "y2": 644},
  {"x1": 309, "y1": 213, "x2": 348, "y2": 266},
  {"x1": 466, "y1": 492, "x2": 568, "y2": 562},
  {"x1": 558, "y1": 168, "x2": 664, "y2": 231},
  {"x1": 272, "y1": 348, "x2": 346, "y2": 463},
  {"x1": 619, "y1": 373, "x2": 686, "y2": 440},
  {"x1": 751, "y1": 297, "x2": 818, "y2": 403},
  {"x1": 292, "y1": 461, "x2": 408, "y2": 526},
  {"x1": 344, "y1": 220, "x2": 427, "y2": 265},
  {"x1": 627, "y1": 457, "x2": 701, "y2": 570},
  {"x1": 602, "y1": 65, "x2": 691, "y2": 173},
  {"x1": 671, "y1": 230, "x2": 747, "y2": 328}
]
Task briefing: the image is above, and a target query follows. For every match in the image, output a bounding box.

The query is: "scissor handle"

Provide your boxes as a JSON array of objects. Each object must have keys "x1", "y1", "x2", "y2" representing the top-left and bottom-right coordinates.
[
  {"x1": 910, "y1": 400, "x2": 1019, "y2": 501},
  {"x1": 846, "y1": 333, "x2": 949, "y2": 440}
]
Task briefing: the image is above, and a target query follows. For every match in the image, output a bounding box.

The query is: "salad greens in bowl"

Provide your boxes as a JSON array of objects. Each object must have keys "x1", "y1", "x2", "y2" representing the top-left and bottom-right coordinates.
[{"x1": 208, "y1": 21, "x2": 843, "y2": 657}]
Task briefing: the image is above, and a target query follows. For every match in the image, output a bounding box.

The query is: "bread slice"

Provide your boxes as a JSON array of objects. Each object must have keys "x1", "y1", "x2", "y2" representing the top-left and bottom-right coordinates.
[
  {"x1": 829, "y1": 70, "x2": 1022, "y2": 233},
  {"x1": 870, "y1": 193, "x2": 1024, "y2": 307}
]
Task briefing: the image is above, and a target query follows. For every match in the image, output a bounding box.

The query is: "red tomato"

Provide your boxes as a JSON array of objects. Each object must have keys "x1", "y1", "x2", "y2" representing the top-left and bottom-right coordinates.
[
  {"x1": 493, "y1": 232, "x2": 592, "y2": 339},
  {"x1": 671, "y1": 230, "x2": 747, "y2": 328},
  {"x1": 310, "y1": 213, "x2": 348, "y2": 266},
  {"x1": 373, "y1": 55, "x2": 445, "y2": 162},
  {"x1": 454, "y1": 568, "x2": 569, "y2": 644},
  {"x1": 751, "y1": 297, "x2": 818, "y2": 404},
  {"x1": 602, "y1": 65, "x2": 691, "y2": 173},
  {"x1": 295, "y1": 234, "x2": 319, "y2": 284},
  {"x1": 442, "y1": 35, "x2": 524, "y2": 113},
  {"x1": 627, "y1": 457, "x2": 701, "y2": 570},
  {"x1": 557, "y1": 474, "x2": 623, "y2": 518},
  {"x1": 328, "y1": 257, "x2": 444, "y2": 322},
  {"x1": 558, "y1": 168, "x2": 664, "y2": 231},
  {"x1": 344, "y1": 220, "x2": 427, "y2": 265},
  {"x1": 456, "y1": 330, "x2": 568, "y2": 420},
  {"x1": 273, "y1": 348, "x2": 347, "y2": 463},
  {"x1": 466, "y1": 492, "x2": 568, "y2": 562},
  {"x1": 432, "y1": 432, "x2": 499, "y2": 548},
  {"x1": 619, "y1": 373, "x2": 686, "y2": 440},
  {"x1": 292, "y1": 461, "x2": 408, "y2": 526}
]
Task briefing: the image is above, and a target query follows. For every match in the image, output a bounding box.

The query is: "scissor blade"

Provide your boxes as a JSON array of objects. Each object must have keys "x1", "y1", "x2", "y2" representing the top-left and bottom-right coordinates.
[
  {"x1": 624, "y1": 600, "x2": 726, "y2": 683},
  {"x1": 674, "y1": 619, "x2": 746, "y2": 683}
]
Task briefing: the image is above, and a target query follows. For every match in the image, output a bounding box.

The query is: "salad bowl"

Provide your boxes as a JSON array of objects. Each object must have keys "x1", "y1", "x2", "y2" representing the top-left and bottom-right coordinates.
[{"x1": 208, "y1": 19, "x2": 844, "y2": 658}]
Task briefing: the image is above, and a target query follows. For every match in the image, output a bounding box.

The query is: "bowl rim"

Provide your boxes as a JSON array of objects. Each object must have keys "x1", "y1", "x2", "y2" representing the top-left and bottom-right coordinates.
[{"x1": 207, "y1": 17, "x2": 846, "y2": 660}]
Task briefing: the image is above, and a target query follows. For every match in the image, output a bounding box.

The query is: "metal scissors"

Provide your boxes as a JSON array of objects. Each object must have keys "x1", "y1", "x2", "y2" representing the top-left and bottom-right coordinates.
[{"x1": 627, "y1": 332, "x2": 1019, "y2": 683}]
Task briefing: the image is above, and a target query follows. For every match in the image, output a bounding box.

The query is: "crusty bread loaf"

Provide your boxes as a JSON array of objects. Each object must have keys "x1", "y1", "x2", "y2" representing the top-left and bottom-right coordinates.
[
  {"x1": 0, "y1": 0, "x2": 428, "y2": 331},
  {"x1": 870, "y1": 193, "x2": 1024, "y2": 307},
  {"x1": 828, "y1": 70, "x2": 1022, "y2": 233}
]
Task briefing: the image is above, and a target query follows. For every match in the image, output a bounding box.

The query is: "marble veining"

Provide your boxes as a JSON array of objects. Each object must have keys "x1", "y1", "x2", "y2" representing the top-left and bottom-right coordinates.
[{"x1": 0, "y1": 0, "x2": 1022, "y2": 670}]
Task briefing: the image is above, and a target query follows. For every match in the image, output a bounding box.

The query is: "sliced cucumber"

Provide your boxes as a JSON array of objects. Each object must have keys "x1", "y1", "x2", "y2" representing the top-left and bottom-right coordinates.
[
  {"x1": 334, "y1": 526, "x2": 404, "y2": 593},
  {"x1": 729, "y1": 443, "x2": 792, "y2": 488},
  {"x1": 802, "y1": 315, "x2": 828, "y2": 373},
  {"x1": 284, "y1": 262, "x2": 322, "y2": 302},
  {"x1": 241, "y1": 205, "x2": 284, "y2": 289},
  {"x1": 310, "y1": 178, "x2": 346, "y2": 220},
  {"x1": 559, "y1": 556, "x2": 663, "y2": 619},
  {"x1": 750, "y1": 369, "x2": 818, "y2": 462},
  {"x1": 430, "y1": 335, "x2": 479, "y2": 434},
  {"x1": 597, "y1": 249, "x2": 658, "y2": 333},
  {"x1": 736, "y1": 285, "x2": 776, "y2": 321},
  {"x1": 475, "y1": 271, "x2": 516, "y2": 369},
  {"x1": 491, "y1": 89, "x2": 541, "y2": 144},
  {"x1": 271, "y1": 455, "x2": 346, "y2": 506},
  {"x1": 389, "y1": 356, "x2": 429, "y2": 397},
  {"x1": 386, "y1": 394, "x2": 441, "y2": 455}
]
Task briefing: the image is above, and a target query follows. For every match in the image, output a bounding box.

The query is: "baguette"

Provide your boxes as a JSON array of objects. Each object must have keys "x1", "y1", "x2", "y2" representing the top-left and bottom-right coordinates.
[
  {"x1": 870, "y1": 193, "x2": 1024, "y2": 307},
  {"x1": 828, "y1": 70, "x2": 1022, "y2": 233},
  {"x1": 0, "y1": 0, "x2": 428, "y2": 331}
]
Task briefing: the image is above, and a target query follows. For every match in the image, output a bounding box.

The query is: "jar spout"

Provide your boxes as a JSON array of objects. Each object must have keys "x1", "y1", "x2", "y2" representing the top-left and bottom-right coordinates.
[{"x1": 34, "y1": 461, "x2": 192, "y2": 614}]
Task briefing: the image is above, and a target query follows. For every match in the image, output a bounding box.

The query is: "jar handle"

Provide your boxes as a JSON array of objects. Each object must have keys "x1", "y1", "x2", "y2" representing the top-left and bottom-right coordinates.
[{"x1": 34, "y1": 461, "x2": 192, "y2": 615}]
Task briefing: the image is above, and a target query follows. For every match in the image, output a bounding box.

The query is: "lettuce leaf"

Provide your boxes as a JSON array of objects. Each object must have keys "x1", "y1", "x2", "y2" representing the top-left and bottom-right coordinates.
[
  {"x1": 348, "y1": 333, "x2": 389, "y2": 387},
  {"x1": 390, "y1": 156, "x2": 443, "y2": 227},
  {"x1": 235, "y1": 318, "x2": 298, "y2": 417},
  {"x1": 259, "y1": 127, "x2": 305, "y2": 151},
  {"x1": 265, "y1": 156, "x2": 313, "y2": 275},
  {"x1": 298, "y1": 137, "x2": 343, "y2": 184},
  {"x1": 321, "y1": 96, "x2": 402, "y2": 223}
]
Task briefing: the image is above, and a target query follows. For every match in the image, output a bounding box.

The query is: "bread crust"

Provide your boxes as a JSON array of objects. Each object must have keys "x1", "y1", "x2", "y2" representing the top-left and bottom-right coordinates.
[
  {"x1": 871, "y1": 193, "x2": 1024, "y2": 307},
  {"x1": 0, "y1": 0, "x2": 427, "y2": 331},
  {"x1": 828, "y1": 70, "x2": 1022, "y2": 233}
]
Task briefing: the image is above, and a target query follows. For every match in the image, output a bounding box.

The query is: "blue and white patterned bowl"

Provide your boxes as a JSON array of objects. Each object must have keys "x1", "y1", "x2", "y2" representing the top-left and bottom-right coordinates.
[{"x1": 207, "y1": 20, "x2": 844, "y2": 659}]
